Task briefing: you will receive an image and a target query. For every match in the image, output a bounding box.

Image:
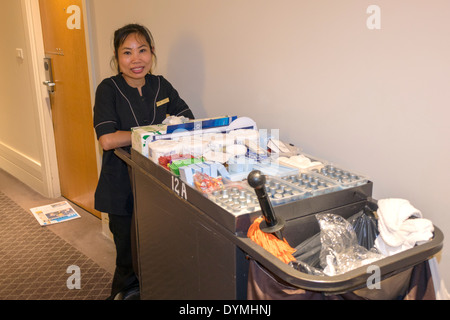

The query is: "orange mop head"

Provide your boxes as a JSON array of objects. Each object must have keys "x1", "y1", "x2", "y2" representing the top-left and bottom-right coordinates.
[{"x1": 247, "y1": 217, "x2": 297, "y2": 264}]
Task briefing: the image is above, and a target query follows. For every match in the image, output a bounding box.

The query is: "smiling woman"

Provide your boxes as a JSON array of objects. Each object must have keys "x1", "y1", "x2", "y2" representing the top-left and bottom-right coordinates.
[{"x1": 92, "y1": 23, "x2": 195, "y2": 299}]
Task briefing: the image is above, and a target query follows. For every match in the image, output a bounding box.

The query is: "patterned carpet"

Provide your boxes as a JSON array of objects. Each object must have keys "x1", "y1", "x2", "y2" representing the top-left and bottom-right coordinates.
[{"x1": 0, "y1": 191, "x2": 112, "y2": 300}]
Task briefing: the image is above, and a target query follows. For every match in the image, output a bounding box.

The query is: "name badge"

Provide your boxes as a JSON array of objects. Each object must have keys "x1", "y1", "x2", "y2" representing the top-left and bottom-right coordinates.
[{"x1": 156, "y1": 97, "x2": 170, "y2": 107}]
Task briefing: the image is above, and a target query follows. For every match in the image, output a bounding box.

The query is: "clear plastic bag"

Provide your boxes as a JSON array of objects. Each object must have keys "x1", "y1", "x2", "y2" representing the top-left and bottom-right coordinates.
[
  {"x1": 317, "y1": 213, "x2": 384, "y2": 276},
  {"x1": 193, "y1": 172, "x2": 224, "y2": 193},
  {"x1": 290, "y1": 210, "x2": 384, "y2": 276}
]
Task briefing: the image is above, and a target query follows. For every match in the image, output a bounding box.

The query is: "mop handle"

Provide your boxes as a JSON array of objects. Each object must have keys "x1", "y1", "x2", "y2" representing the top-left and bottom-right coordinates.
[{"x1": 247, "y1": 170, "x2": 285, "y2": 239}]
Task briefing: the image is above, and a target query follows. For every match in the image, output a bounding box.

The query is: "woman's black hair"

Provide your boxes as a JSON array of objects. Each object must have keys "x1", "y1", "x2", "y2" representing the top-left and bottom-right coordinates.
[{"x1": 111, "y1": 23, "x2": 157, "y2": 74}]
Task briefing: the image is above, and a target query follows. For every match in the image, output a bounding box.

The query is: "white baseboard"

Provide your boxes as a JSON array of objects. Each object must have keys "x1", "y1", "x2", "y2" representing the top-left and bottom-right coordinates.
[{"x1": 0, "y1": 141, "x2": 46, "y2": 195}]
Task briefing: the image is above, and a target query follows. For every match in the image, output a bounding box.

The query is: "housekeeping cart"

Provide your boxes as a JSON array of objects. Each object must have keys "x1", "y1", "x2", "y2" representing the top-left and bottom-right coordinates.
[{"x1": 115, "y1": 148, "x2": 443, "y2": 300}]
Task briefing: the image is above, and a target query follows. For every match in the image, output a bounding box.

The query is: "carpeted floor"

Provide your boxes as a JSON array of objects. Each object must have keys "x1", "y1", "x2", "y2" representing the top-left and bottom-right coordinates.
[{"x1": 0, "y1": 191, "x2": 113, "y2": 300}]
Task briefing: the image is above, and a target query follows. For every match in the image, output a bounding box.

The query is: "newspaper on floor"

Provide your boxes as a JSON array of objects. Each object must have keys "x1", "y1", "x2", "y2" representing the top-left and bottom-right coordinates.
[{"x1": 30, "y1": 201, "x2": 81, "y2": 226}]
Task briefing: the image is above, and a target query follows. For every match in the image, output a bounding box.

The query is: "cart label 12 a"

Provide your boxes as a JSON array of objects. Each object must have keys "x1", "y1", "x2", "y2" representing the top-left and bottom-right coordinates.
[{"x1": 172, "y1": 176, "x2": 187, "y2": 200}]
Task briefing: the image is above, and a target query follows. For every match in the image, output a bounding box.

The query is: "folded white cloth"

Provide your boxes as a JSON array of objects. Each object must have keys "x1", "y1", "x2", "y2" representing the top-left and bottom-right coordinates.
[
  {"x1": 278, "y1": 155, "x2": 322, "y2": 169},
  {"x1": 374, "y1": 198, "x2": 434, "y2": 256}
]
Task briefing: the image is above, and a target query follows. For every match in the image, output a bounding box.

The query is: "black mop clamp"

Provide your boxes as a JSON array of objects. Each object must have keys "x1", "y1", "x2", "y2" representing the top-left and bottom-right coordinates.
[{"x1": 247, "y1": 170, "x2": 285, "y2": 240}]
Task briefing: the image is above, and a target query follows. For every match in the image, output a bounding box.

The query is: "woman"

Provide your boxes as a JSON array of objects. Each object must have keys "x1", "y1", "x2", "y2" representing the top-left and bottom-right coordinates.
[{"x1": 93, "y1": 24, "x2": 195, "y2": 299}]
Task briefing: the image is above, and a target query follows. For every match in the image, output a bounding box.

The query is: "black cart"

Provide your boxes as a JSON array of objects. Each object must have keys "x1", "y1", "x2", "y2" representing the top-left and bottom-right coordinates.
[{"x1": 116, "y1": 148, "x2": 443, "y2": 300}]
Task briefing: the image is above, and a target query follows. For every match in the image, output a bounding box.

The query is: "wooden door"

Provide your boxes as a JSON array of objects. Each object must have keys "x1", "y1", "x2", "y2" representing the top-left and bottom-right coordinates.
[{"x1": 39, "y1": 0, "x2": 100, "y2": 218}]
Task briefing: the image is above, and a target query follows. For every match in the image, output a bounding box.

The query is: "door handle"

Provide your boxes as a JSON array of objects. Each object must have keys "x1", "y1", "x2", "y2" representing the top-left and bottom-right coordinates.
[
  {"x1": 43, "y1": 80, "x2": 55, "y2": 87},
  {"x1": 43, "y1": 80, "x2": 56, "y2": 93}
]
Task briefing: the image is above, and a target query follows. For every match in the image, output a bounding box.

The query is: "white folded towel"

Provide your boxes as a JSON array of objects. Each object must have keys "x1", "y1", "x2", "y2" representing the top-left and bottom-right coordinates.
[{"x1": 374, "y1": 198, "x2": 434, "y2": 256}]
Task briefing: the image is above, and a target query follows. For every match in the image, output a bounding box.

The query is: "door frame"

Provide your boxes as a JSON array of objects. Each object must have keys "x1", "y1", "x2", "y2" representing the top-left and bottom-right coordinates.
[{"x1": 24, "y1": 0, "x2": 101, "y2": 198}]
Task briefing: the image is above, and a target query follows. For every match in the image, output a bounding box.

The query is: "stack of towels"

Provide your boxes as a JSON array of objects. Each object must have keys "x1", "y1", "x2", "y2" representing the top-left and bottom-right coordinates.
[{"x1": 374, "y1": 198, "x2": 434, "y2": 256}]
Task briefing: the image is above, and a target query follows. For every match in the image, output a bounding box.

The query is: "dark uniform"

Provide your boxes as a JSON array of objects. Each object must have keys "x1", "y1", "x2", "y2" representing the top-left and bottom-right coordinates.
[{"x1": 93, "y1": 73, "x2": 194, "y2": 298}]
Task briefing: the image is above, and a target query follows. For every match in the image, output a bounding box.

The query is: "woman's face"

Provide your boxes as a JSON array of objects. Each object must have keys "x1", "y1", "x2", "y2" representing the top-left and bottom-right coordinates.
[{"x1": 117, "y1": 33, "x2": 153, "y2": 87}]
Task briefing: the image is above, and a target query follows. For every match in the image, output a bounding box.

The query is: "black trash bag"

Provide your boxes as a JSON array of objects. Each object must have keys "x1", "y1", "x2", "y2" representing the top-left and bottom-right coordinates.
[
  {"x1": 291, "y1": 232, "x2": 324, "y2": 275},
  {"x1": 289, "y1": 260, "x2": 325, "y2": 276},
  {"x1": 292, "y1": 232, "x2": 321, "y2": 267},
  {"x1": 348, "y1": 205, "x2": 379, "y2": 251}
]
